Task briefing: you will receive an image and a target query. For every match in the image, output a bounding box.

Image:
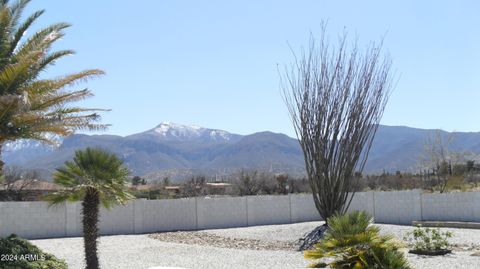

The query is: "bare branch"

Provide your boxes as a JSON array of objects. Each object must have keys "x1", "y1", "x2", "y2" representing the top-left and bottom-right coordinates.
[{"x1": 281, "y1": 24, "x2": 393, "y2": 221}]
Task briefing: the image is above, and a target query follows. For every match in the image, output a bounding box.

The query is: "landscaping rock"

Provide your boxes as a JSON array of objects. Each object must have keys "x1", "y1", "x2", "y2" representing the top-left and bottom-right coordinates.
[
  {"x1": 149, "y1": 231, "x2": 295, "y2": 251},
  {"x1": 296, "y1": 224, "x2": 328, "y2": 251},
  {"x1": 471, "y1": 252, "x2": 480, "y2": 257}
]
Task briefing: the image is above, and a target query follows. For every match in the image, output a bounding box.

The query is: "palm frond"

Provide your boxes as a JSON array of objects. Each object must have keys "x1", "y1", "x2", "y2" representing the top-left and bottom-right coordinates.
[
  {"x1": 0, "y1": 1, "x2": 107, "y2": 174},
  {"x1": 0, "y1": 56, "x2": 38, "y2": 94},
  {"x1": 30, "y1": 88, "x2": 93, "y2": 110},
  {"x1": 21, "y1": 69, "x2": 104, "y2": 98},
  {"x1": 9, "y1": 9, "x2": 44, "y2": 54},
  {"x1": 14, "y1": 22, "x2": 70, "y2": 59},
  {"x1": 8, "y1": 0, "x2": 31, "y2": 28},
  {"x1": 0, "y1": 6, "x2": 13, "y2": 65},
  {"x1": 305, "y1": 212, "x2": 411, "y2": 269},
  {"x1": 44, "y1": 187, "x2": 86, "y2": 205},
  {"x1": 36, "y1": 49, "x2": 74, "y2": 70},
  {"x1": 47, "y1": 148, "x2": 133, "y2": 209}
]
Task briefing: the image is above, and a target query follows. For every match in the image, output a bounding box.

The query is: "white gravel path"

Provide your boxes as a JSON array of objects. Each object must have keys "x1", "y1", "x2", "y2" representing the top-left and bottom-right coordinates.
[{"x1": 31, "y1": 221, "x2": 480, "y2": 269}]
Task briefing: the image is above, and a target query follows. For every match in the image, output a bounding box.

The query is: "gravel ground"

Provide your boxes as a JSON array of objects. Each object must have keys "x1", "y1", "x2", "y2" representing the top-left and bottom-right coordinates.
[
  {"x1": 378, "y1": 223, "x2": 480, "y2": 248},
  {"x1": 205, "y1": 221, "x2": 480, "y2": 248},
  {"x1": 32, "y1": 235, "x2": 307, "y2": 269},
  {"x1": 149, "y1": 231, "x2": 295, "y2": 251},
  {"x1": 204, "y1": 221, "x2": 322, "y2": 243},
  {"x1": 31, "y1": 221, "x2": 480, "y2": 269}
]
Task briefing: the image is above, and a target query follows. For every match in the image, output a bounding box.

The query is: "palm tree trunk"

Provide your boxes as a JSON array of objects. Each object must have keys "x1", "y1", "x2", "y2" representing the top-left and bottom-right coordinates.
[{"x1": 82, "y1": 188, "x2": 100, "y2": 269}]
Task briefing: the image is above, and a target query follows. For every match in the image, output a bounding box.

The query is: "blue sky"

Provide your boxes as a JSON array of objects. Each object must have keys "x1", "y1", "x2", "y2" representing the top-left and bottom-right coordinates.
[{"x1": 25, "y1": 1, "x2": 480, "y2": 137}]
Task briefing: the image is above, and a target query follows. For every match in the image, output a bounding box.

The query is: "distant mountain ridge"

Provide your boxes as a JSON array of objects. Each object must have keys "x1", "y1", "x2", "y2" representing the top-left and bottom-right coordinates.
[
  {"x1": 3, "y1": 122, "x2": 480, "y2": 181},
  {"x1": 127, "y1": 121, "x2": 242, "y2": 143}
]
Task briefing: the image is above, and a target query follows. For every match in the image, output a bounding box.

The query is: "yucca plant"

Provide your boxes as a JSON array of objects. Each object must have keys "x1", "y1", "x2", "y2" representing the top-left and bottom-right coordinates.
[
  {"x1": 304, "y1": 211, "x2": 411, "y2": 269},
  {"x1": 0, "y1": 0, "x2": 107, "y2": 175},
  {"x1": 45, "y1": 148, "x2": 134, "y2": 269}
]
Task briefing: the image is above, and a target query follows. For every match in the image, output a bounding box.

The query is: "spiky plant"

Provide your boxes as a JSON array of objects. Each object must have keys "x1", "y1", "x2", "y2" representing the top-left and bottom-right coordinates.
[
  {"x1": 45, "y1": 148, "x2": 133, "y2": 269},
  {"x1": 0, "y1": 0, "x2": 107, "y2": 175},
  {"x1": 304, "y1": 211, "x2": 411, "y2": 269}
]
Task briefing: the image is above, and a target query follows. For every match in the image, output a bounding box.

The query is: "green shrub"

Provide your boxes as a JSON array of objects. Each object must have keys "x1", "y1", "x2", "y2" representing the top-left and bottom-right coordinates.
[
  {"x1": 304, "y1": 211, "x2": 411, "y2": 269},
  {"x1": 403, "y1": 225, "x2": 453, "y2": 252},
  {"x1": 0, "y1": 234, "x2": 67, "y2": 269}
]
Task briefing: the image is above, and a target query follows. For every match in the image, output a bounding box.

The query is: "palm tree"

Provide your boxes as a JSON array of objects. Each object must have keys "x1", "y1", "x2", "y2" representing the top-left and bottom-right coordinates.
[
  {"x1": 304, "y1": 211, "x2": 411, "y2": 269},
  {"x1": 0, "y1": 0, "x2": 107, "y2": 175},
  {"x1": 46, "y1": 148, "x2": 133, "y2": 269}
]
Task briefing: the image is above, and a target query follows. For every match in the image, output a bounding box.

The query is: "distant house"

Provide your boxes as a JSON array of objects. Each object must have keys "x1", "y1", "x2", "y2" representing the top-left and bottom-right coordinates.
[
  {"x1": 130, "y1": 183, "x2": 163, "y2": 192},
  {"x1": 130, "y1": 182, "x2": 233, "y2": 198},
  {"x1": 164, "y1": 185, "x2": 182, "y2": 195},
  {"x1": 0, "y1": 179, "x2": 64, "y2": 201},
  {"x1": 131, "y1": 184, "x2": 182, "y2": 196},
  {"x1": 205, "y1": 182, "x2": 233, "y2": 195}
]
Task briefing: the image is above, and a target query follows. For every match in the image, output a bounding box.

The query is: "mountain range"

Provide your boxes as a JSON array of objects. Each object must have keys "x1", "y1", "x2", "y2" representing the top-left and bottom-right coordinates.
[{"x1": 3, "y1": 122, "x2": 480, "y2": 181}]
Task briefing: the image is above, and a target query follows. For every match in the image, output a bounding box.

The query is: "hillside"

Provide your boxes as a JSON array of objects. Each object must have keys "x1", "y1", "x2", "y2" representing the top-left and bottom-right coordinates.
[{"x1": 3, "y1": 122, "x2": 480, "y2": 181}]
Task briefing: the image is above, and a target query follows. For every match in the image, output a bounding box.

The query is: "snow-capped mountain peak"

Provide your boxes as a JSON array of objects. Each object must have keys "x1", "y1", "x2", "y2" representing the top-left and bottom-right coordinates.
[
  {"x1": 154, "y1": 122, "x2": 201, "y2": 136},
  {"x1": 148, "y1": 121, "x2": 239, "y2": 142}
]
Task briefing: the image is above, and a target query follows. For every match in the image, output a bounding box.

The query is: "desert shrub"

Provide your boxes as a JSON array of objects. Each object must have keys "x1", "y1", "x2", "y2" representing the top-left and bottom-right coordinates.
[
  {"x1": 304, "y1": 211, "x2": 411, "y2": 269},
  {"x1": 0, "y1": 234, "x2": 67, "y2": 269},
  {"x1": 231, "y1": 170, "x2": 311, "y2": 196},
  {"x1": 403, "y1": 225, "x2": 453, "y2": 254},
  {"x1": 180, "y1": 176, "x2": 207, "y2": 197}
]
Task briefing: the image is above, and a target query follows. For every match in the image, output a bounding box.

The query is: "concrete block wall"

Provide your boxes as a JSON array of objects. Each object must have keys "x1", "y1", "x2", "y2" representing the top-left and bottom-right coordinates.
[
  {"x1": 247, "y1": 195, "x2": 291, "y2": 226},
  {"x1": 65, "y1": 203, "x2": 80, "y2": 237},
  {"x1": 289, "y1": 192, "x2": 376, "y2": 223},
  {"x1": 99, "y1": 202, "x2": 135, "y2": 235},
  {"x1": 347, "y1": 192, "x2": 375, "y2": 216},
  {"x1": 0, "y1": 202, "x2": 66, "y2": 239},
  {"x1": 140, "y1": 198, "x2": 196, "y2": 233},
  {"x1": 421, "y1": 192, "x2": 480, "y2": 222},
  {"x1": 374, "y1": 190, "x2": 422, "y2": 225},
  {"x1": 197, "y1": 197, "x2": 247, "y2": 229},
  {"x1": 290, "y1": 194, "x2": 321, "y2": 222},
  {"x1": 1, "y1": 190, "x2": 480, "y2": 239}
]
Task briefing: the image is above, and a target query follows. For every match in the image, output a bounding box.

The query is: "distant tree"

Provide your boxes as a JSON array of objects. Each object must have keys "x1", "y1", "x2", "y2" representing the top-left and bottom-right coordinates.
[
  {"x1": 464, "y1": 160, "x2": 480, "y2": 187},
  {"x1": 46, "y1": 148, "x2": 133, "y2": 269},
  {"x1": 286, "y1": 176, "x2": 311, "y2": 193},
  {"x1": 466, "y1": 160, "x2": 475, "y2": 172},
  {"x1": 0, "y1": 166, "x2": 38, "y2": 201},
  {"x1": 180, "y1": 175, "x2": 206, "y2": 197},
  {"x1": 422, "y1": 130, "x2": 455, "y2": 193},
  {"x1": 131, "y1": 176, "x2": 146, "y2": 185},
  {"x1": 162, "y1": 177, "x2": 171, "y2": 186},
  {"x1": 235, "y1": 170, "x2": 259, "y2": 196},
  {"x1": 359, "y1": 172, "x2": 423, "y2": 191},
  {"x1": 275, "y1": 174, "x2": 289, "y2": 194},
  {"x1": 256, "y1": 172, "x2": 278, "y2": 194},
  {"x1": 452, "y1": 163, "x2": 467, "y2": 176},
  {"x1": 282, "y1": 25, "x2": 393, "y2": 222},
  {"x1": 0, "y1": 0, "x2": 107, "y2": 176},
  {"x1": 131, "y1": 176, "x2": 141, "y2": 185}
]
